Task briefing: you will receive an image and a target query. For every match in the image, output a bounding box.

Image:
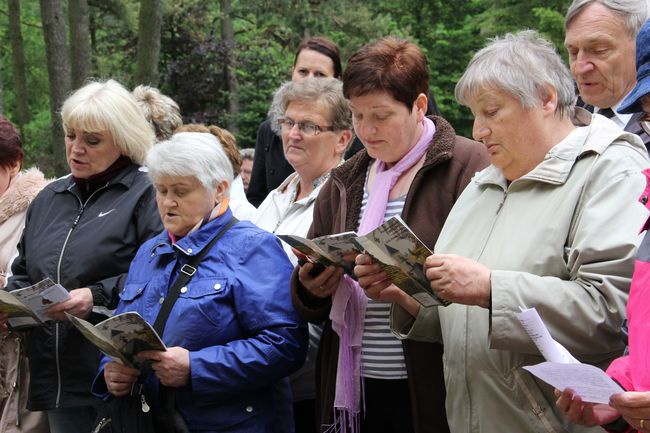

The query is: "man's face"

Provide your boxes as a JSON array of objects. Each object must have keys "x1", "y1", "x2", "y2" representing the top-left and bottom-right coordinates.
[{"x1": 564, "y1": 2, "x2": 637, "y2": 109}]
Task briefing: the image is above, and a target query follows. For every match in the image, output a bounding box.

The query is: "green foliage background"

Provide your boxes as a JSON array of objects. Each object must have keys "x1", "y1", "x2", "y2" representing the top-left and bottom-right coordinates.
[{"x1": 0, "y1": 0, "x2": 571, "y2": 173}]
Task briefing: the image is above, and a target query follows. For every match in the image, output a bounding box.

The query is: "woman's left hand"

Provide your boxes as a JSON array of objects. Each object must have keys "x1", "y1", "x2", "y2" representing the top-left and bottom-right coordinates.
[
  {"x1": 424, "y1": 254, "x2": 491, "y2": 308},
  {"x1": 46, "y1": 287, "x2": 94, "y2": 321},
  {"x1": 139, "y1": 347, "x2": 190, "y2": 387},
  {"x1": 610, "y1": 391, "x2": 650, "y2": 433}
]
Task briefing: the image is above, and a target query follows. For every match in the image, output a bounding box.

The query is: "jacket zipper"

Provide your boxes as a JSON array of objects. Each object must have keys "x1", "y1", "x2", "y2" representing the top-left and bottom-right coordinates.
[{"x1": 54, "y1": 184, "x2": 107, "y2": 408}]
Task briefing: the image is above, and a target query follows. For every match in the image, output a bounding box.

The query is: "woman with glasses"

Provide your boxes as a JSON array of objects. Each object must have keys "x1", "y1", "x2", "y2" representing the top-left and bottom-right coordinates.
[
  {"x1": 252, "y1": 77, "x2": 352, "y2": 433},
  {"x1": 290, "y1": 38, "x2": 488, "y2": 433}
]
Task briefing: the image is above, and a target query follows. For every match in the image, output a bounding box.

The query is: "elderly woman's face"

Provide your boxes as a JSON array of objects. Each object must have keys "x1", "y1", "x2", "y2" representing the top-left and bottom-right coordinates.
[
  {"x1": 468, "y1": 88, "x2": 548, "y2": 181},
  {"x1": 281, "y1": 100, "x2": 348, "y2": 178},
  {"x1": 349, "y1": 91, "x2": 426, "y2": 165},
  {"x1": 154, "y1": 175, "x2": 219, "y2": 237},
  {"x1": 65, "y1": 127, "x2": 122, "y2": 179}
]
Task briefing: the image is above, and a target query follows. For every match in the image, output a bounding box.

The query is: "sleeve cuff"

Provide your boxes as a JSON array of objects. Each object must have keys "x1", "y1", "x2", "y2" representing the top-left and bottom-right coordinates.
[{"x1": 390, "y1": 303, "x2": 441, "y2": 343}]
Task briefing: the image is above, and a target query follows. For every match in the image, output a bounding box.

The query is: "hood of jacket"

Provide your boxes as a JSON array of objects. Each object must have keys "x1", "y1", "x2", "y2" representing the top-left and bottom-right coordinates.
[{"x1": 0, "y1": 168, "x2": 49, "y2": 224}]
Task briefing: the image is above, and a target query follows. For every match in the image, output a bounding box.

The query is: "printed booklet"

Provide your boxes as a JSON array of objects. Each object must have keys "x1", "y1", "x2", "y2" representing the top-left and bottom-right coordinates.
[
  {"x1": 0, "y1": 278, "x2": 71, "y2": 328},
  {"x1": 279, "y1": 216, "x2": 448, "y2": 307},
  {"x1": 67, "y1": 311, "x2": 166, "y2": 368}
]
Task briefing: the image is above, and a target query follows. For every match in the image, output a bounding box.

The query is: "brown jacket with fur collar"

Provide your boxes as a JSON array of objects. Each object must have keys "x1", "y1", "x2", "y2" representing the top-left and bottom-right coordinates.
[{"x1": 291, "y1": 116, "x2": 489, "y2": 433}]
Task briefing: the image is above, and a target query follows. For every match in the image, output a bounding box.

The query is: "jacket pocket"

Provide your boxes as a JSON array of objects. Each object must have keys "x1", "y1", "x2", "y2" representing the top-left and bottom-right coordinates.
[
  {"x1": 174, "y1": 277, "x2": 231, "y2": 339},
  {"x1": 119, "y1": 282, "x2": 147, "y2": 304}
]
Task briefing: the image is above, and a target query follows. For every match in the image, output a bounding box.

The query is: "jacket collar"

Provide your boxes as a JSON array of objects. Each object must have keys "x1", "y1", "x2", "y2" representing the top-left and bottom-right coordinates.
[
  {"x1": 50, "y1": 162, "x2": 143, "y2": 194},
  {"x1": 475, "y1": 113, "x2": 648, "y2": 189},
  {"x1": 151, "y1": 208, "x2": 235, "y2": 258}
]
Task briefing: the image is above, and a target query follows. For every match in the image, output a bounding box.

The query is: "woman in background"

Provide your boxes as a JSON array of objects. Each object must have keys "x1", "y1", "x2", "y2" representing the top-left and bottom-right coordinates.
[{"x1": 0, "y1": 116, "x2": 49, "y2": 433}]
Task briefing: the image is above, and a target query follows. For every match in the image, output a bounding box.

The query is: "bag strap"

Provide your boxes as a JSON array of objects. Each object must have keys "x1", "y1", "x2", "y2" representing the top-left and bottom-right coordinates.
[{"x1": 152, "y1": 216, "x2": 238, "y2": 336}]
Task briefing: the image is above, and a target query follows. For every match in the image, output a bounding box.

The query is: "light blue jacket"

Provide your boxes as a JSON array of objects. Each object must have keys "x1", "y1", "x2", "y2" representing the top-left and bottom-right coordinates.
[{"x1": 93, "y1": 209, "x2": 308, "y2": 432}]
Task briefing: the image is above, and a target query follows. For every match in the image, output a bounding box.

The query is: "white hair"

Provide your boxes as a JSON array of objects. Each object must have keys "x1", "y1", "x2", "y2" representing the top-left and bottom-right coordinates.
[
  {"x1": 455, "y1": 30, "x2": 576, "y2": 119},
  {"x1": 146, "y1": 132, "x2": 233, "y2": 195},
  {"x1": 565, "y1": 0, "x2": 649, "y2": 38}
]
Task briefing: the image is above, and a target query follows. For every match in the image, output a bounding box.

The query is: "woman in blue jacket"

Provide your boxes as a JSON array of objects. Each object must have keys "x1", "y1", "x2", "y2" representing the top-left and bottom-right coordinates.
[{"x1": 93, "y1": 131, "x2": 308, "y2": 433}]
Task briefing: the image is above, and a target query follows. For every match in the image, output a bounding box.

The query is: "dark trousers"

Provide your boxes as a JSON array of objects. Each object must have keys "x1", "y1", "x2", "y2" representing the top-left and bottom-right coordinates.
[
  {"x1": 294, "y1": 399, "x2": 317, "y2": 433},
  {"x1": 361, "y1": 378, "x2": 414, "y2": 433}
]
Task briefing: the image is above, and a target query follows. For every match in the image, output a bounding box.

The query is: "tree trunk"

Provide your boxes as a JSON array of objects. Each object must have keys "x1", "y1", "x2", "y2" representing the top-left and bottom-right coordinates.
[
  {"x1": 8, "y1": 0, "x2": 29, "y2": 130},
  {"x1": 134, "y1": 0, "x2": 162, "y2": 86},
  {"x1": 40, "y1": 0, "x2": 71, "y2": 175},
  {"x1": 0, "y1": 57, "x2": 4, "y2": 115},
  {"x1": 68, "y1": 0, "x2": 91, "y2": 89},
  {"x1": 220, "y1": 0, "x2": 239, "y2": 134}
]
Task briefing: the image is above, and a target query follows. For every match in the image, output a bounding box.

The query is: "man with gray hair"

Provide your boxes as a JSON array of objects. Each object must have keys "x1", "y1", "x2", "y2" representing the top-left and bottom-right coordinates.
[{"x1": 564, "y1": 0, "x2": 650, "y2": 149}]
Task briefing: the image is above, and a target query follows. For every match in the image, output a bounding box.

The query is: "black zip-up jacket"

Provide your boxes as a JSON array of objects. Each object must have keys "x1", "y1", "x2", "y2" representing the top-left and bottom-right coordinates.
[{"x1": 5, "y1": 162, "x2": 163, "y2": 411}]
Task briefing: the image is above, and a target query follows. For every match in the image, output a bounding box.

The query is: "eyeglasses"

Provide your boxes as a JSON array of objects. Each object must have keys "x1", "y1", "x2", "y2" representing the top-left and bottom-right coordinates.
[{"x1": 278, "y1": 117, "x2": 334, "y2": 136}]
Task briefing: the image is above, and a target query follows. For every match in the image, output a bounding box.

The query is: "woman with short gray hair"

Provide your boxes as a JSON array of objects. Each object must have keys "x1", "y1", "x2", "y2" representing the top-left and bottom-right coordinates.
[
  {"x1": 380, "y1": 30, "x2": 650, "y2": 433},
  {"x1": 95, "y1": 131, "x2": 308, "y2": 432},
  {"x1": 252, "y1": 77, "x2": 352, "y2": 433}
]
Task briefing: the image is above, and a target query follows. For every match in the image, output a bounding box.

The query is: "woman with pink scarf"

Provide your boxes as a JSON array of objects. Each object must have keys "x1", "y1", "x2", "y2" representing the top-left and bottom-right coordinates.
[{"x1": 290, "y1": 37, "x2": 488, "y2": 433}]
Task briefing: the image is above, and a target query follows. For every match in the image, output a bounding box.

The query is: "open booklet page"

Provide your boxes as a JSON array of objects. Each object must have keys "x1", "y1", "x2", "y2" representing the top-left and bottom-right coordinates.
[
  {"x1": 67, "y1": 311, "x2": 166, "y2": 368},
  {"x1": 277, "y1": 232, "x2": 359, "y2": 274},
  {"x1": 517, "y1": 307, "x2": 623, "y2": 403},
  {"x1": 1, "y1": 278, "x2": 71, "y2": 328},
  {"x1": 354, "y1": 216, "x2": 447, "y2": 307}
]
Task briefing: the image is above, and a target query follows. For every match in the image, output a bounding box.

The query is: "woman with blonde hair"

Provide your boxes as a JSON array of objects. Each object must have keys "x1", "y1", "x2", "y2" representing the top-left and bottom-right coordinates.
[{"x1": 0, "y1": 79, "x2": 162, "y2": 433}]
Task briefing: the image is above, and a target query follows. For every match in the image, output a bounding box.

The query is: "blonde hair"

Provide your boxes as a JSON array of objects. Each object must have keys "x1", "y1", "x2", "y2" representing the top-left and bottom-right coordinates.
[
  {"x1": 61, "y1": 80, "x2": 155, "y2": 165},
  {"x1": 132, "y1": 85, "x2": 182, "y2": 141}
]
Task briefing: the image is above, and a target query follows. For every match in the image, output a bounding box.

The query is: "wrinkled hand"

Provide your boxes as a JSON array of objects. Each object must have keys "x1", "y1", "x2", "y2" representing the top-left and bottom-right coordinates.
[
  {"x1": 46, "y1": 288, "x2": 94, "y2": 321},
  {"x1": 139, "y1": 347, "x2": 190, "y2": 388},
  {"x1": 298, "y1": 261, "x2": 344, "y2": 299},
  {"x1": 611, "y1": 391, "x2": 650, "y2": 432},
  {"x1": 354, "y1": 254, "x2": 420, "y2": 317},
  {"x1": 555, "y1": 388, "x2": 621, "y2": 427},
  {"x1": 104, "y1": 361, "x2": 140, "y2": 397},
  {"x1": 424, "y1": 254, "x2": 491, "y2": 308}
]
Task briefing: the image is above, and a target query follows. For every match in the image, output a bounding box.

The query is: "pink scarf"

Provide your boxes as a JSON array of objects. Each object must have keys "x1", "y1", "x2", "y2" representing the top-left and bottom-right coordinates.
[{"x1": 327, "y1": 117, "x2": 435, "y2": 432}]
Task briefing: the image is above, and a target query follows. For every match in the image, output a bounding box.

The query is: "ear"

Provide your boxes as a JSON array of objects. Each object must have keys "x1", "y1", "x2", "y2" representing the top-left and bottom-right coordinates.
[
  {"x1": 8, "y1": 159, "x2": 21, "y2": 177},
  {"x1": 414, "y1": 93, "x2": 428, "y2": 122},
  {"x1": 335, "y1": 130, "x2": 353, "y2": 156},
  {"x1": 540, "y1": 84, "x2": 559, "y2": 117},
  {"x1": 214, "y1": 179, "x2": 230, "y2": 203}
]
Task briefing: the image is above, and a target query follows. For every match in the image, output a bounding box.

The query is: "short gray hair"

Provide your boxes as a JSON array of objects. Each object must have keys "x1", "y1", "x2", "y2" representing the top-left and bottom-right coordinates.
[
  {"x1": 240, "y1": 148, "x2": 254, "y2": 161},
  {"x1": 565, "y1": 0, "x2": 649, "y2": 38},
  {"x1": 132, "y1": 85, "x2": 182, "y2": 142},
  {"x1": 268, "y1": 78, "x2": 352, "y2": 134},
  {"x1": 146, "y1": 132, "x2": 233, "y2": 195},
  {"x1": 455, "y1": 30, "x2": 576, "y2": 119}
]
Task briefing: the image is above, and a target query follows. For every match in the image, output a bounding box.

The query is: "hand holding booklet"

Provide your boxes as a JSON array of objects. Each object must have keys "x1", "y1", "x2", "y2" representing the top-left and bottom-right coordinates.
[
  {"x1": 279, "y1": 216, "x2": 448, "y2": 307},
  {"x1": 517, "y1": 307, "x2": 623, "y2": 404},
  {"x1": 66, "y1": 311, "x2": 166, "y2": 369},
  {"x1": 0, "y1": 278, "x2": 71, "y2": 328}
]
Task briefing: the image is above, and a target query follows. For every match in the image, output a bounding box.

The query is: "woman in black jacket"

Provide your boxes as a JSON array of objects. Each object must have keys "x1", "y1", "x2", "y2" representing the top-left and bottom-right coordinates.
[{"x1": 0, "y1": 79, "x2": 163, "y2": 433}]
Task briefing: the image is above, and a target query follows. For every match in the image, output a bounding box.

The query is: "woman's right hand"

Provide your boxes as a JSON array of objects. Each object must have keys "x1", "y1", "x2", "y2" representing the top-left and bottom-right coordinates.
[
  {"x1": 104, "y1": 361, "x2": 140, "y2": 397},
  {"x1": 298, "y1": 262, "x2": 344, "y2": 298},
  {"x1": 555, "y1": 388, "x2": 621, "y2": 426}
]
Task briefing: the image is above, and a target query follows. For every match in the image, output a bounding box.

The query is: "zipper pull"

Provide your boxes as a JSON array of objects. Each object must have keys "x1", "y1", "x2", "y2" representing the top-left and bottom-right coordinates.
[{"x1": 141, "y1": 393, "x2": 150, "y2": 413}]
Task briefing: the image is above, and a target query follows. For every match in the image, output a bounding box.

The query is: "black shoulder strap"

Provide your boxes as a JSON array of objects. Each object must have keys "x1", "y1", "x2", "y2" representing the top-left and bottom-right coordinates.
[{"x1": 152, "y1": 216, "x2": 238, "y2": 336}]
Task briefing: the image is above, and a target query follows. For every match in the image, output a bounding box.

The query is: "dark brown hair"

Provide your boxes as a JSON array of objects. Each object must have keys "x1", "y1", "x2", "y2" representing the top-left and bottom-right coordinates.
[
  {"x1": 175, "y1": 124, "x2": 241, "y2": 176},
  {"x1": 343, "y1": 37, "x2": 429, "y2": 111},
  {"x1": 294, "y1": 36, "x2": 343, "y2": 79},
  {"x1": 0, "y1": 116, "x2": 24, "y2": 169}
]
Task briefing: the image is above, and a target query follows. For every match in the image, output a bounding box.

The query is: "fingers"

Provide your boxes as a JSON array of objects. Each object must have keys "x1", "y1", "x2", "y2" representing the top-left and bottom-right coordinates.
[
  {"x1": 104, "y1": 362, "x2": 139, "y2": 396},
  {"x1": 298, "y1": 263, "x2": 342, "y2": 298}
]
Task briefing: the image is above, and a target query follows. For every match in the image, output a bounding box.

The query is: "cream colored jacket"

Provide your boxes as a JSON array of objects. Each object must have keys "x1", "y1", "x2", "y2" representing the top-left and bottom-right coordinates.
[{"x1": 392, "y1": 114, "x2": 649, "y2": 433}]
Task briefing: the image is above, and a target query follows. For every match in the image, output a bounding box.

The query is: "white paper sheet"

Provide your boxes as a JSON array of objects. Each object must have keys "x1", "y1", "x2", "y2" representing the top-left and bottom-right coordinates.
[
  {"x1": 523, "y1": 362, "x2": 623, "y2": 404},
  {"x1": 517, "y1": 307, "x2": 580, "y2": 364}
]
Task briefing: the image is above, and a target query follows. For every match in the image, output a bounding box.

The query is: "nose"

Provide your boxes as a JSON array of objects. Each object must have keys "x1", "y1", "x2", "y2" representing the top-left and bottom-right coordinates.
[
  {"x1": 572, "y1": 51, "x2": 594, "y2": 76},
  {"x1": 287, "y1": 122, "x2": 302, "y2": 139},
  {"x1": 68, "y1": 136, "x2": 85, "y2": 154},
  {"x1": 472, "y1": 118, "x2": 490, "y2": 143},
  {"x1": 354, "y1": 117, "x2": 372, "y2": 140}
]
